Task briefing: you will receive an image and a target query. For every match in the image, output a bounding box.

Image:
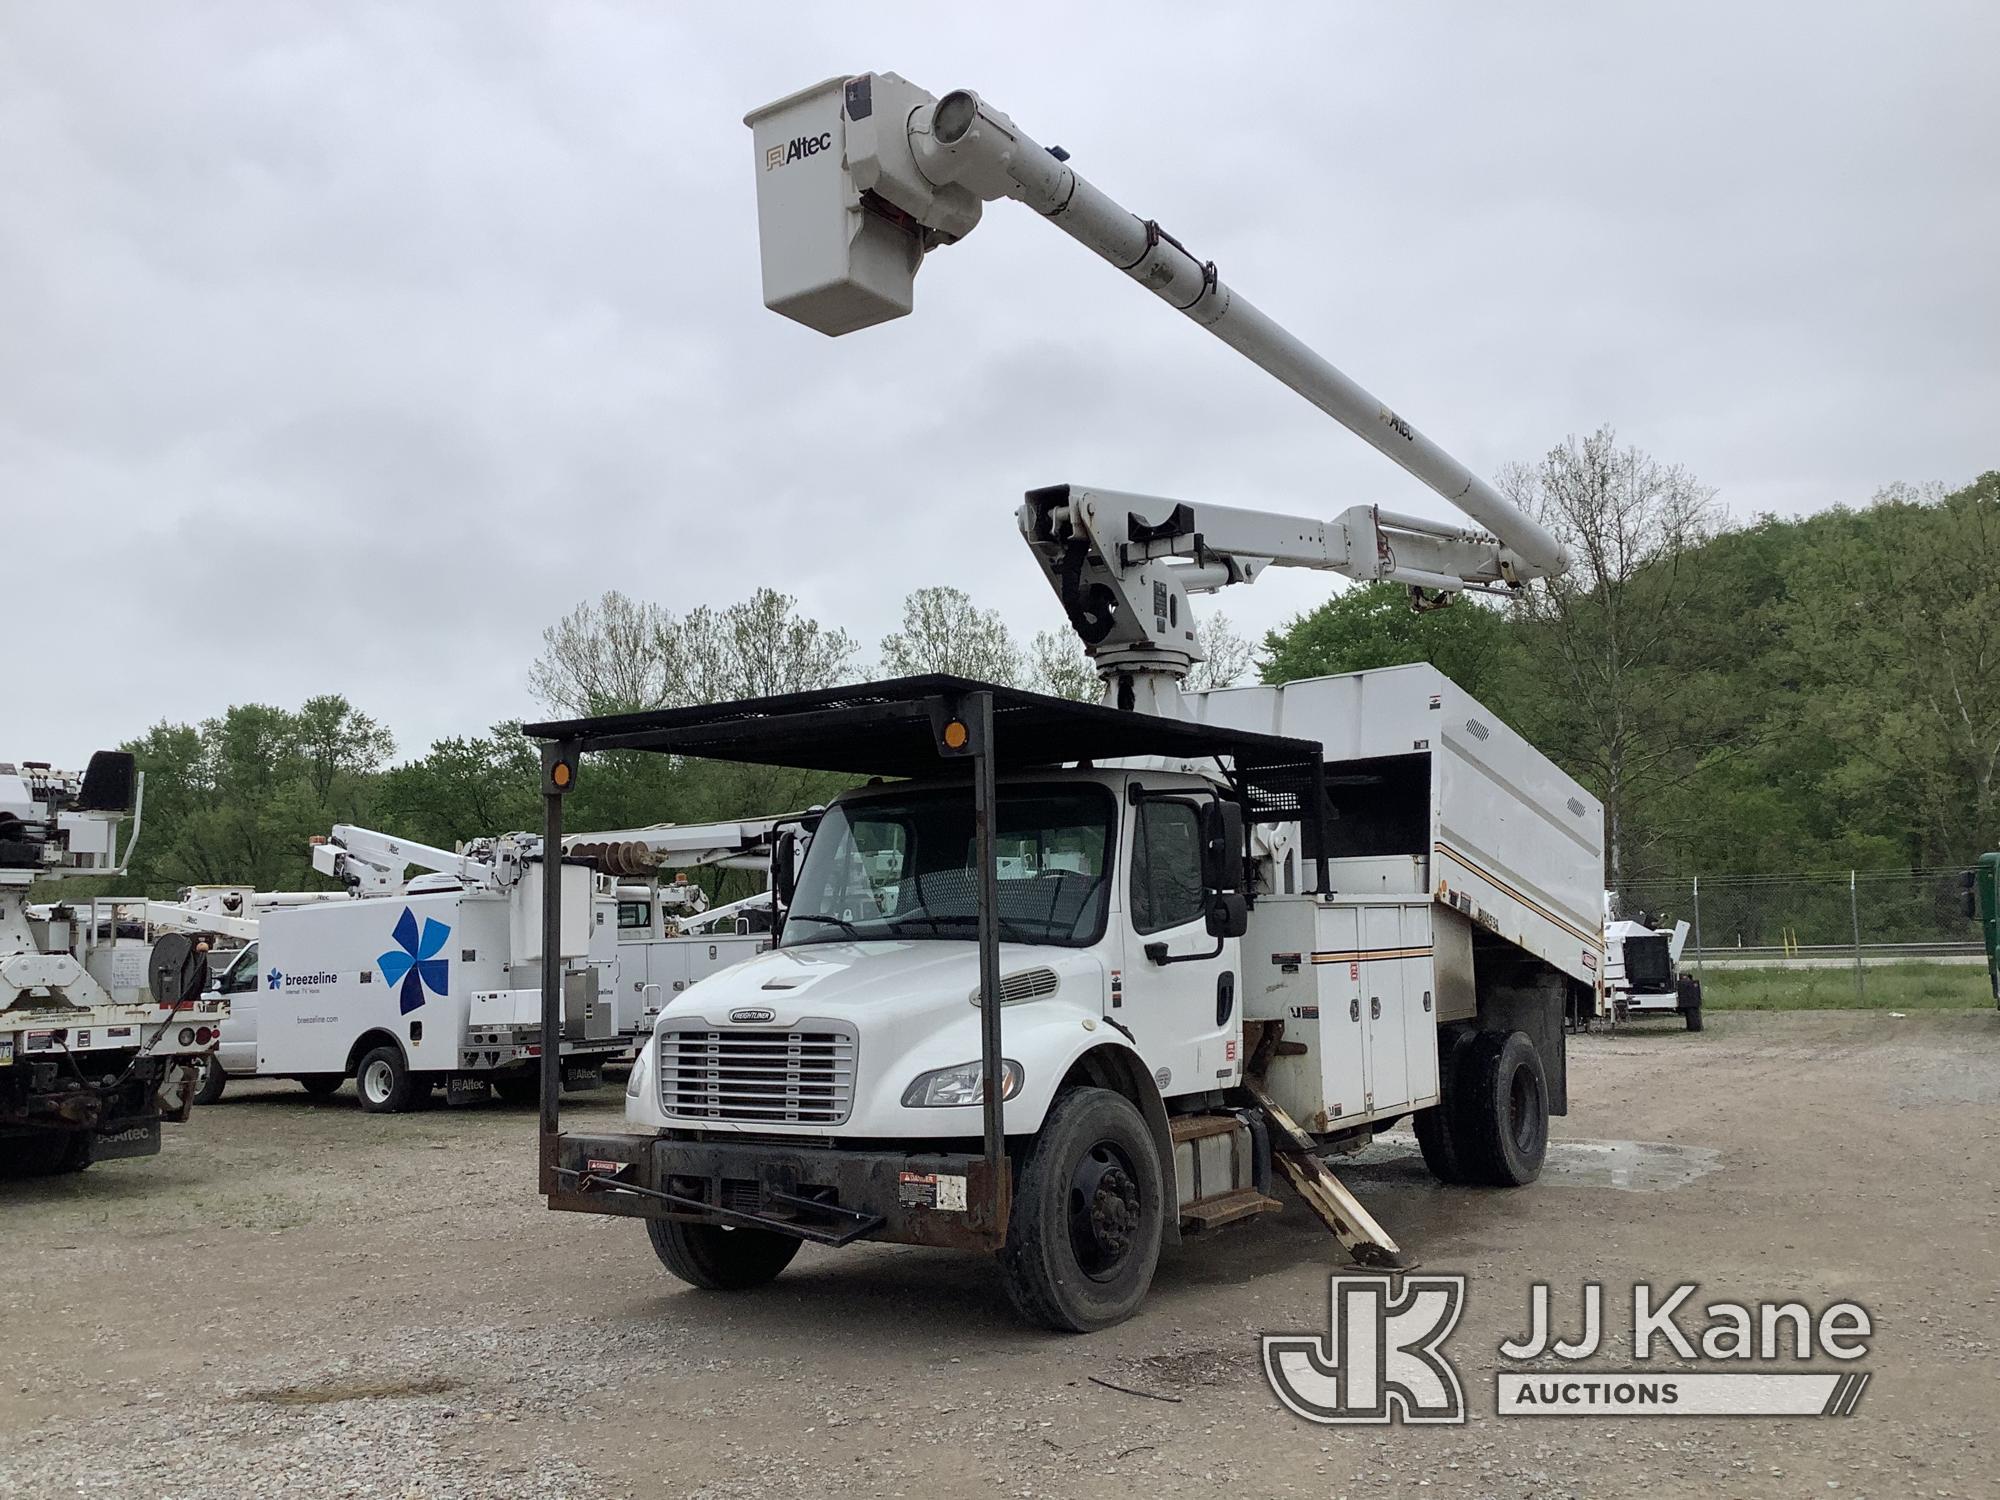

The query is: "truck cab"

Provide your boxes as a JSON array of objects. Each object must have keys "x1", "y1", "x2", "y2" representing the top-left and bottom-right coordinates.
[
  {"x1": 547, "y1": 670, "x2": 1602, "y2": 1331},
  {"x1": 625, "y1": 767, "x2": 1237, "y2": 1146}
]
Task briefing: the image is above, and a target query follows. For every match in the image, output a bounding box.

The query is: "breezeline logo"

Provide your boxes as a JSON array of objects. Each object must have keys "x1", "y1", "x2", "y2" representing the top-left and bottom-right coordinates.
[
  {"x1": 1263, "y1": 1275, "x2": 1467, "y2": 1424},
  {"x1": 378, "y1": 906, "x2": 450, "y2": 1015}
]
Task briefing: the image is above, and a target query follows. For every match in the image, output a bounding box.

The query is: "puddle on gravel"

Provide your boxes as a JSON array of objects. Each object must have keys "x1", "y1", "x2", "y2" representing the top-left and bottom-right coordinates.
[
  {"x1": 1357, "y1": 1134, "x2": 1721, "y2": 1192},
  {"x1": 1537, "y1": 1138, "x2": 1722, "y2": 1192},
  {"x1": 238, "y1": 1375, "x2": 461, "y2": 1406}
]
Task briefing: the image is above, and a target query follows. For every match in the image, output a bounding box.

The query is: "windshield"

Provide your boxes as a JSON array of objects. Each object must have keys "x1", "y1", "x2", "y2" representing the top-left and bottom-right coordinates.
[{"x1": 783, "y1": 783, "x2": 1114, "y2": 948}]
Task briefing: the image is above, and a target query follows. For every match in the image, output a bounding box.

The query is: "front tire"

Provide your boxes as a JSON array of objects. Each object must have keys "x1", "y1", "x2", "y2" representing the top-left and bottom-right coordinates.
[
  {"x1": 997, "y1": 1086, "x2": 1164, "y2": 1333},
  {"x1": 191, "y1": 1056, "x2": 227, "y2": 1106},
  {"x1": 1454, "y1": 1030, "x2": 1550, "y2": 1187},
  {"x1": 645, "y1": 1217, "x2": 800, "y2": 1290},
  {"x1": 355, "y1": 1045, "x2": 426, "y2": 1113}
]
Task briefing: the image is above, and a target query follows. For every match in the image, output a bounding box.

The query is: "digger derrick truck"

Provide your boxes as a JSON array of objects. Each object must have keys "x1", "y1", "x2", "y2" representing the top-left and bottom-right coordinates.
[
  {"x1": 1, "y1": 753, "x2": 221, "y2": 1176},
  {"x1": 530, "y1": 74, "x2": 1605, "y2": 1332}
]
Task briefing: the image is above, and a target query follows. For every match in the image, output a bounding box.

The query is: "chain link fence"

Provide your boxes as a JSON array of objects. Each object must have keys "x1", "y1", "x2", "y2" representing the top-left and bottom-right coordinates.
[{"x1": 1610, "y1": 868, "x2": 1981, "y2": 994}]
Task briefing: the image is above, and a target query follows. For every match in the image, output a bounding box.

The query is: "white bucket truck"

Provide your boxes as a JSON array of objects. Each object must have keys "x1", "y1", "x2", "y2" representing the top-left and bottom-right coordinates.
[
  {"x1": 529, "y1": 72, "x2": 1605, "y2": 1331},
  {"x1": 225, "y1": 827, "x2": 625, "y2": 1111},
  {"x1": 566, "y1": 817, "x2": 796, "y2": 1039},
  {"x1": 2, "y1": 753, "x2": 223, "y2": 1175}
]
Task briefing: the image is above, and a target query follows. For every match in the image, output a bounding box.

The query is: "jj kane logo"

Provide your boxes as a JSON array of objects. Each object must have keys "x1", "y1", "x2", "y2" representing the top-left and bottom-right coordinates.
[
  {"x1": 1262, "y1": 1278, "x2": 1873, "y2": 1423},
  {"x1": 765, "y1": 131, "x2": 833, "y2": 171},
  {"x1": 378, "y1": 907, "x2": 450, "y2": 1015},
  {"x1": 1264, "y1": 1275, "x2": 1467, "y2": 1424}
]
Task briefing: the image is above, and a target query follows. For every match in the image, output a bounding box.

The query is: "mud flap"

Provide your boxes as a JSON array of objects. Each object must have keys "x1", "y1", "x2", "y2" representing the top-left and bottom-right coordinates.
[{"x1": 93, "y1": 1118, "x2": 161, "y2": 1161}]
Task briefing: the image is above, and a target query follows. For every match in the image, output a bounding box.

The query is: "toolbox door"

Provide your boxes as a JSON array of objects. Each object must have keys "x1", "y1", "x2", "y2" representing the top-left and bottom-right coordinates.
[{"x1": 1313, "y1": 905, "x2": 1371, "y2": 1124}]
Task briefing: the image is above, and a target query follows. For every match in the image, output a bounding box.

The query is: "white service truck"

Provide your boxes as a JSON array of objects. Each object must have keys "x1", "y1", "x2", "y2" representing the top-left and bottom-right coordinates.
[
  {"x1": 2, "y1": 753, "x2": 221, "y2": 1175},
  {"x1": 530, "y1": 72, "x2": 1608, "y2": 1332},
  {"x1": 191, "y1": 818, "x2": 796, "y2": 1102},
  {"x1": 212, "y1": 826, "x2": 626, "y2": 1111},
  {"x1": 569, "y1": 816, "x2": 796, "y2": 1038}
]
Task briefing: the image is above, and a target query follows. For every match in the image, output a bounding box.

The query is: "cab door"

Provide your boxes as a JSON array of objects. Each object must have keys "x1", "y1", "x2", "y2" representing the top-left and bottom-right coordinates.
[
  {"x1": 214, "y1": 942, "x2": 261, "y2": 1075},
  {"x1": 1115, "y1": 792, "x2": 1238, "y2": 1100}
]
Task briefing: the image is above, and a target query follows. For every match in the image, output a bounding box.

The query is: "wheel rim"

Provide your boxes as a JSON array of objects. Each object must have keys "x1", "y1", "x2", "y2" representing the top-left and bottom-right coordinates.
[
  {"x1": 194, "y1": 1057, "x2": 211, "y2": 1089},
  {"x1": 1067, "y1": 1139, "x2": 1143, "y2": 1281},
  {"x1": 1508, "y1": 1066, "x2": 1542, "y2": 1153},
  {"x1": 362, "y1": 1059, "x2": 394, "y2": 1104}
]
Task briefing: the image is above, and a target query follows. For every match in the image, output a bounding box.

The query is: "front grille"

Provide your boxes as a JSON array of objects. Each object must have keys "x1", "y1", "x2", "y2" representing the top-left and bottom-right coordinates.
[{"x1": 657, "y1": 1024, "x2": 857, "y2": 1126}]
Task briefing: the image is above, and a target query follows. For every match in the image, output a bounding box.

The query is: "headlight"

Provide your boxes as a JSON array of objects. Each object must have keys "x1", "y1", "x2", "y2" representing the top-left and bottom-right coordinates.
[
  {"x1": 626, "y1": 1040, "x2": 651, "y2": 1099},
  {"x1": 901, "y1": 1058, "x2": 1023, "y2": 1109}
]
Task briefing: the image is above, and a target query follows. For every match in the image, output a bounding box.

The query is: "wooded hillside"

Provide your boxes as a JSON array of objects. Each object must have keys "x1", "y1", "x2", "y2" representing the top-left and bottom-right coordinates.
[{"x1": 64, "y1": 453, "x2": 2000, "y2": 900}]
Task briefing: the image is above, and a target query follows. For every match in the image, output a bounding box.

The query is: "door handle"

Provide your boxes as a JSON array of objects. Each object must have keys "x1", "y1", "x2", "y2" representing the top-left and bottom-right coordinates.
[
  {"x1": 1349, "y1": 997, "x2": 1360, "y2": 1022},
  {"x1": 1370, "y1": 996, "x2": 1381, "y2": 1020}
]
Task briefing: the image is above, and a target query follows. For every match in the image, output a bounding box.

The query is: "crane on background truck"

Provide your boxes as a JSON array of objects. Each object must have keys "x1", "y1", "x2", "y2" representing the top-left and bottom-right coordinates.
[
  {"x1": 530, "y1": 73, "x2": 1606, "y2": 1333},
  {"x1": 1, "y1": 753, "x2": 221, "y2": 1176}
]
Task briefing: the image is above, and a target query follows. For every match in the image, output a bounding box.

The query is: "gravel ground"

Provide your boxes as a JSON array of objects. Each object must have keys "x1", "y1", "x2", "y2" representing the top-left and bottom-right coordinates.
[{"x1": 4, "y1": 1008, "x2": 1998, "y2": 1499}]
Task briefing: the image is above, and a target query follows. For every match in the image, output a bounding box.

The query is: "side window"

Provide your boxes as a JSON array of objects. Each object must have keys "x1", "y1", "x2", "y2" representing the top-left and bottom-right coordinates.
[
  {"x1": 617, "y1": 901, "x2": 652, "y2": 931},
  {"x1": 223, "y1": 944, "x2": 258, "y2": 993},
  {"x1": 1130, "y1": 801, "x2": 1205, "y2": 935}
]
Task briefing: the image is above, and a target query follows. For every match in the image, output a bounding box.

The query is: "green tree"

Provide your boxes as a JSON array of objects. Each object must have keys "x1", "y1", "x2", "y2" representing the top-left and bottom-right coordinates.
[
  {"x1": 1777, "y1": 474, "x2": 2000, "y2": 864},
  {"x1": 1260, "y1": 582, "x2": 1522, "y2": 701}
]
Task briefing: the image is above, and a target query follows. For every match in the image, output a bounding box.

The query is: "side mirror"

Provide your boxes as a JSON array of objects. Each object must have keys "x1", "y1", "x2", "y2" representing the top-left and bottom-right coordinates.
[
  {"x1": 772, "y1": 829, "x2": 798, "y2": 909},
  {"x1": 1200, "y1": 799, "x2": 1245, "y2": 893},
  {"x1": 1961, "y1": 868, "x2": 1979, "y2": 922},
  {"x1": 1205, "y1": 891, "x2": 1249, "y2": 940}
]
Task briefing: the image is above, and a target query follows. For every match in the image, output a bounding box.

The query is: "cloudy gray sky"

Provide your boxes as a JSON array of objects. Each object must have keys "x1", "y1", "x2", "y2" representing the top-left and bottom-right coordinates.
[{"x1": 8, "y1": 3, "x2": 1997, "y2": 767}]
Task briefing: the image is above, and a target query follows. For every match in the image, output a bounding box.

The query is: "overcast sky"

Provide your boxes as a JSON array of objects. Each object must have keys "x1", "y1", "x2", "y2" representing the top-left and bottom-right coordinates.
[{"x1": 7, "y1": 3, "x2": 1997, "y2": 768}]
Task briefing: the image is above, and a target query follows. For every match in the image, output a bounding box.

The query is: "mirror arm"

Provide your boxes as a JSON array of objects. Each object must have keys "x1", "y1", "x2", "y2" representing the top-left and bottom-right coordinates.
[{"x1": 1145, "y1": 934, "x2": 1226, "y2": 966}]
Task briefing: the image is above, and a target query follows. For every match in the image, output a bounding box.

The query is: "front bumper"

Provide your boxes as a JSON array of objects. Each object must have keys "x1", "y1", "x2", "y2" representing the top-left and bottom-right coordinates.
[{"x1": 543, "y1": 1130, "x2": 1010, "y2": 1252}]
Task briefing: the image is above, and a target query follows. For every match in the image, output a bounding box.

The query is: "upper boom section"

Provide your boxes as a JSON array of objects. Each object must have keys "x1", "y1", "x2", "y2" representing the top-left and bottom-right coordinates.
[{"x1": 745, "y1": 73, "x2": 1566, "y2": 582}]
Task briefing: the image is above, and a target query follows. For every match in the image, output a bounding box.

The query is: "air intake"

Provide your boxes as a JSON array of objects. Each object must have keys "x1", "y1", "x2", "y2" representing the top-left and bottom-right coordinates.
[{"x1": 970, "y1": 967, "x2": 1061, "y2": 1006}]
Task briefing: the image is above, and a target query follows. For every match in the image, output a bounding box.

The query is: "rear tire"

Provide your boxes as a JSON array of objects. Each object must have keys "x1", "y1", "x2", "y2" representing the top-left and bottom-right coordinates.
[
  {"x1": 997, "y1": 1086, "x2": 1164, "y2": 1332},
  {"x1": 2, "y1": 1132, "x2": 92, "y2": 1177},
  {"x1": 645, "y1": 1217, "x2": 800, "y2": 1290},
  {"x1": 1414, "y1": 1028, "x2": 1477, "y2": 1185},
  {"x1": 1454, "y1": 1030, "x2": 1549, "y2": 1187},
  {"x1": 192, "y1": 1056, "x2": 227, "y2": 1106},
  {"x1": 492, "y1": 1074, "x2": 541, "y2": 1106},
  {"x1": 1679, "y1": 976, "x2": 1705, "y2": 1031},
  {"x1": 355, "y1": 1045, "x2": 426, "y2": 1113},
  {"x1": 299, "y1": 1074, "x2": 344, "y2": 1098}
]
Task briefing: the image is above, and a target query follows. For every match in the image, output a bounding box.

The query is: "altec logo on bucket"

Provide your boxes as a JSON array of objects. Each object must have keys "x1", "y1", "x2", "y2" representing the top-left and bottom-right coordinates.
[{"x1": 765, "y1": 131, "x2": 833, "y2": 171}]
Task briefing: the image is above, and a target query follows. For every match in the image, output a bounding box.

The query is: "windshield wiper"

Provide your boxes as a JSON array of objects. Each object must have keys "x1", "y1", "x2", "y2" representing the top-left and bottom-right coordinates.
[{"x1": 786, "y1": 912, "x2": 866, "y2": 939}]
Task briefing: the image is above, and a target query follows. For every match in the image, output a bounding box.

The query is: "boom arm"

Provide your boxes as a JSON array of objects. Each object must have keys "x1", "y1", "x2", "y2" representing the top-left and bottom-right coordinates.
[
  {"x1": 745, "y1": 74, "x2": 1566, "y2": 584},
  {"x1": 313, "y1": 825, "x2": 521, "y2": 896}
]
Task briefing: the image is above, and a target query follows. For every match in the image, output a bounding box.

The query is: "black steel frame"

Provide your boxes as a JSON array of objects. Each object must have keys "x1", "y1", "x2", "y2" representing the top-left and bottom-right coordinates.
[{"x1": 524, "y1": 673, "x2": 1327, "y2": 1240}]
